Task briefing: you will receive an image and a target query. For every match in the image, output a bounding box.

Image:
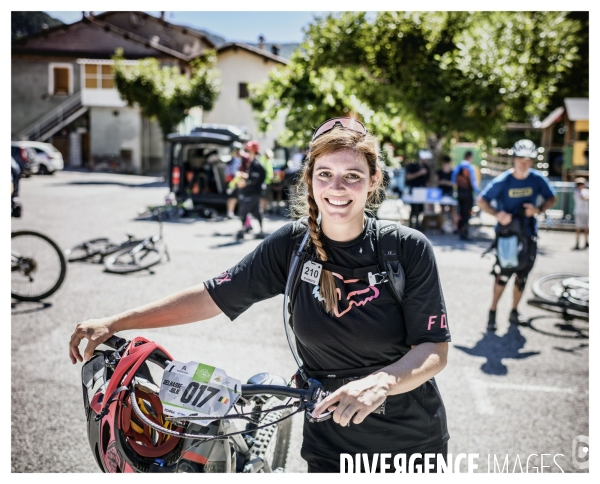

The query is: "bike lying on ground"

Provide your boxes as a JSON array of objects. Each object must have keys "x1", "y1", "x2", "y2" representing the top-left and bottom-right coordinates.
[
  {"x1": 65, "y1": 235, "x2": 143, "y2": 263},
  {"x1": 11, "y1": 230, "x2": 67, "y2": 302},
  {"x1": 82, "y1": 335, "x2": 333, "y2": 473},
  {"x1": 66, "y1": 209, "x2": 170, "y2": 274},
  {"x1": 527, "y1": 273, "x2": 588, "y2": 321}
]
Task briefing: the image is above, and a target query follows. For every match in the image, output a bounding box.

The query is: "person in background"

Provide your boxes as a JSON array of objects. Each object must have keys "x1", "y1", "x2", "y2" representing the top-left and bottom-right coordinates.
[
  {"x1": 573, "y1": 177, "x2": 589, "y2": 250},
  {"x1": 11, "y1": 157, "x2": 22, "y2": 218},
  {"x1": 404, "y1": 150, "x2": 431, "y2": 228},
  {"x1": 259, "y1": 148, "x2": 275, "y2": 215},
  {"x1": 451, "y1": 151, "x2": 480, "y2": 240},
  {"x1": 477, "y1": 139, "x2": 556, "y2": 332},
  {"x1": 436, "y1": 155, "x2": 457, "y2": 232},
  {"x1": 225, "y1": 142, "x2": 243, "y2": 219},
  {"x1": 235, "y1": 140, "x2": 266, "y2": 240}
]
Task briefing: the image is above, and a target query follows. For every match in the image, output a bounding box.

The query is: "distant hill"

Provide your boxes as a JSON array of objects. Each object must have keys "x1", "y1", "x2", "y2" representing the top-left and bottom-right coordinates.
[
  {"x1": 247, "y1": 43, "x2": 301, "y2": 60},
  {"x1": 12, "y1": 11, "x2": 63, "y2": 41},
  {"x1": 187, "y1": 26, "x2": 300, "y2": 59}
]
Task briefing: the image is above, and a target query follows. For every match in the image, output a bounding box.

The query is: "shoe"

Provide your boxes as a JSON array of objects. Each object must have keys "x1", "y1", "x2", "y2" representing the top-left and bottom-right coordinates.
[
  {"x1": 244, "y1": 226, "x2": 253, "y2": 234},
  {"x1": 585, "y1": 242, "x2": 589, "y2": 248},
  {"x1": 573, "y1": 245, "x2": 580, "y2": 250},
  {"x1": 487, "y1": 310, "x2": 497, "y2": 332},
  {"x1": 255, "y1": 232, "x2": 266, "y2": 239},
  {"x1": 509, "y1": 309, "x2": 527, "y2": 325},
  {"x1": 235, "y1": 230, "x2": 244, "y2": 241}
]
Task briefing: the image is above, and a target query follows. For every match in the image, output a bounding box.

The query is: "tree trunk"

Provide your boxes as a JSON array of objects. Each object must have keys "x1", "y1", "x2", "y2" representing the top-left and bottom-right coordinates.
[{"x1": 426, "y1": 134, "x2": 445, "y2": 186}]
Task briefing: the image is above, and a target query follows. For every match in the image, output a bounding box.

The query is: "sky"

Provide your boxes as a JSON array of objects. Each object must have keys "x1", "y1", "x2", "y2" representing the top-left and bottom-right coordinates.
[{"x1": 43, "y1": 11, "x2": 333, "y2": 44}]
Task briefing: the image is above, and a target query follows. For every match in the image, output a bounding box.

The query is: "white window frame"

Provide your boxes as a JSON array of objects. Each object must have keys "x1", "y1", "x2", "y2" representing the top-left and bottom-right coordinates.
[
  {"x1": 81, "y1": 63, "x2": 115, "y2": 90},
  {"x1": 48, "y1": 62, "x2": 74, "y2": 96}
]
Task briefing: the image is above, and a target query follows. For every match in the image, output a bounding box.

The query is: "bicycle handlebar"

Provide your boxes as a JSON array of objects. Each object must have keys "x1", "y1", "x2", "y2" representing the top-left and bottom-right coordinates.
[
  {"x1": 99, "y1": 335, "x2": 334, "y2": 428},
  {"x1": 104, "y1": 335, "x2": 127, "y2": 350}
]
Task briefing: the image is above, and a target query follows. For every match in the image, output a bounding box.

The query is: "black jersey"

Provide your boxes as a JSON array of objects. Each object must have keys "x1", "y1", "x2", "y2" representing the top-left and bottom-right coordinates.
[{"x1": 204, "y1": 217, "x2": 451, "y2": 458}]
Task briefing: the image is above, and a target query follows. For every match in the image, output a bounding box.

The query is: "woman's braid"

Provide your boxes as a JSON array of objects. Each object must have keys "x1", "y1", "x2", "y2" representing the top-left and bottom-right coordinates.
[{"x1": 306, "y1": 187, "x2": 337, "y2": 315}]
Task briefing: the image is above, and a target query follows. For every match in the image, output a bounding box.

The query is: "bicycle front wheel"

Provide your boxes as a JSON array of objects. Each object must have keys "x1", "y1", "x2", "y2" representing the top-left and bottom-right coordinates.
[
  {"x1": 66, "y1": 237, "x2": 112, "y2": 262},
  {"x1": 252, "y1": 399, "x2": 293, "y2": 472},
  {"x1": 11, "y1": 231, "x2": 67, "y2": 301},
  {"x1": 532, "y1": 273, "x2": 588, "y2": 311},
  {"x1": 103, "y1": 244, "x2": 164, "y2": 274}
]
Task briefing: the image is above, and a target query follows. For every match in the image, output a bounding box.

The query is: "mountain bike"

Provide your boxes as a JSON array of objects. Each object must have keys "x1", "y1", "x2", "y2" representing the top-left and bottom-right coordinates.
[
  {"x1": 527, "y1": 273, "x2": 589, "y2": 321},
  {"x1": 82, "y1": 335, "x2": 333, "y2": 473},
  {"x1": 103, "y1": 211, "x2": 170, "y2": 274},
  {"x1": 11, "y1": 230, "x2": 67, "y2": 301},
  {"x1": 65, "y1": 235, "x2": 144, "y2": 263},
  {"x1": 67, "y1": 209, "x2": 170, "y2": 273}
]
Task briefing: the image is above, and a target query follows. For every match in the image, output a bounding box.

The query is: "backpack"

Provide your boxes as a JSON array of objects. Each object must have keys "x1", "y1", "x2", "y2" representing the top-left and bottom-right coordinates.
[
  {"x1": 286, "y1": 217, "x2": 406, "y2": 322},
  {"x1": 484, "y1": 209, "x2": 537, "y2": 275},
  {"x1": 456, "y1": 165, "x2": 473, "y2": 197}
]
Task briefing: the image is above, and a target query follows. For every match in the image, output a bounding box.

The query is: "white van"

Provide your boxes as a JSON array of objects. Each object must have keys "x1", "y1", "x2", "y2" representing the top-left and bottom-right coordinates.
[{"x1": 12, "y1": 141, "x2": 64, "y2": 174}]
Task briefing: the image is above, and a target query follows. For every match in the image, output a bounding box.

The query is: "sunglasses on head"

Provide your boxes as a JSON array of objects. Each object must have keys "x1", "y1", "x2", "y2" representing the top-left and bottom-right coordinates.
[{"x1": 311, "y1": 117, "x2": 367, "y2": 141}]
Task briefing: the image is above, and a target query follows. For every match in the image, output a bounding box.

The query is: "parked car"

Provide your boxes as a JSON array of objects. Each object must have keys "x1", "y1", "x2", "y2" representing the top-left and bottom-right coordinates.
[
  {"x1": 167, "y1": 125, "x2": 251, "y2": 208},
  {"x1": 12, "y1": 141, "x2": 64, "y2": 175},
  {"x1": 10, "y1": 142, "x2": 35, "y2": 177}
]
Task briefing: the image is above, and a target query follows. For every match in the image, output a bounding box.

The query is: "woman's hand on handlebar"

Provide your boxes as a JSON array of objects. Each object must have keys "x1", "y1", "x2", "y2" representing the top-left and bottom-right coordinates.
[
  {"x1": 69, "y1": 318, "x2": 115, "y2": 364},
  {"x1": 310, "y1": 374, "x2": 391, "y2": 427}
]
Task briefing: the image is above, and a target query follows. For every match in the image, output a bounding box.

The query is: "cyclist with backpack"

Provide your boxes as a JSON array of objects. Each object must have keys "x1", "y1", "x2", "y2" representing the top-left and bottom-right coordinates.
[
  {"x1": 69, "y1": 117, "x2": 451, "y2": 473},
  {"x1": 451, "y1": 151, "x2": 480, "y2": 240},
  {"x1": 477, "y1": 139, "x2": 557, "y2": 332}
]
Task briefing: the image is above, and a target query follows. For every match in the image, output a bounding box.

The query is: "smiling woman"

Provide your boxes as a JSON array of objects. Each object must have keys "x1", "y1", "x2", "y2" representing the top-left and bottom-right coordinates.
[{"x1": 70, "y1": 117, "x2": 451, "y2": 474}]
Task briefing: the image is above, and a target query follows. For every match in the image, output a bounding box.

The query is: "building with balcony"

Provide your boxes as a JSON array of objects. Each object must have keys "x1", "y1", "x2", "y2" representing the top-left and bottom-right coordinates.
[{"x1": 11, "y1": 12, "x2": 293, "y2": 176}]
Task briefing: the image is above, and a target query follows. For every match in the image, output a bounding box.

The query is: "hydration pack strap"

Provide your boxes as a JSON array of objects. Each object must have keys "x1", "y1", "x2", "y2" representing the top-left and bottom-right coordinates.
[{"x1": 376, "y1": 220, "x2": 405, "y2": 307}]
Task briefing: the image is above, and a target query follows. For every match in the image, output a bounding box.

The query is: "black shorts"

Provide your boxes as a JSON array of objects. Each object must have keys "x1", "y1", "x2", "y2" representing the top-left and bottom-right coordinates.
[
  {"x1": 301, "y1": 443, "x2": 448, "y2": 473},
  {"x1": 238, "y1": 194, "x2": 261, "y2": 219}
]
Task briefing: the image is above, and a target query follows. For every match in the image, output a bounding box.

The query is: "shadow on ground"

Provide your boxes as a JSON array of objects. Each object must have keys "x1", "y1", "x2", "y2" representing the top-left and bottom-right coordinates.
[
  {"x1": 454, "y1": 323, "x2": 540, "y2": 375},
  {"x1": 11, "y1": 301, "x2": 52, "y2": 315}
]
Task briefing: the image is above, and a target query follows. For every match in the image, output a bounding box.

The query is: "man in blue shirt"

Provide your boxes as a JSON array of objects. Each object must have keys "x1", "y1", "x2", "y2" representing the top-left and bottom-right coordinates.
[
  {"x1": 477, "y1": 140, "x2": 556, "y2": 331},
  {"x1": 451, "y1": 151, "x2": 480, "y2": 239}
]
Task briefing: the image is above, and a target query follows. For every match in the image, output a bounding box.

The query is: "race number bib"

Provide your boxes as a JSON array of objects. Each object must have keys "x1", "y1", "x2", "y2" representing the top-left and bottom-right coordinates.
[
  {"x1": 159, "y1": 360, "x2": 241, "y2": 424},
  {"x1": 301, "y1": 261, "x2": 322, "y2": 285}
]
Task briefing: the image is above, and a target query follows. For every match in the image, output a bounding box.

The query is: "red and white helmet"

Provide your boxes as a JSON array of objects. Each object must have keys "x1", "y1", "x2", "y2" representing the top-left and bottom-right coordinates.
[{"x1": 82, "y1": 336, "x2": 184, "y2": 472}]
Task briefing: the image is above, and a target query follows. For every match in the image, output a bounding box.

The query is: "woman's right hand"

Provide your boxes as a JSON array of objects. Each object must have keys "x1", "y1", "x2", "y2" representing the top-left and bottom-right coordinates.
[{"x1": 69, "y1": 318, "x2": 115, "y2": 364}]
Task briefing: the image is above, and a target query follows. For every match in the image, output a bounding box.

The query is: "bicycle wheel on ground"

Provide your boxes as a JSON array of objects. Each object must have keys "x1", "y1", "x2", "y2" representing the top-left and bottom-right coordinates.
[
  {"x1": 11, "y1": 230, "x2": 67, "y2": 301},
  {"x1": 103, "y1": 243, "x2": 164, "y2": 274},
  {"x1": 66, "y1": 238, "x2": 112, "y2": 262},
  {"x1": 532, "y1": 273, "x2": 589, "y2": 312},
  {"x1": 252, "y1": 399, "x2": 293, "y2": 472}
]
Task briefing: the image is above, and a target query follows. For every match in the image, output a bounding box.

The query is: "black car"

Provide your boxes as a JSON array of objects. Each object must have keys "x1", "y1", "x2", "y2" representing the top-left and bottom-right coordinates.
[
  {"x1": 11, "y1": 143, "x2": 35, "y2": 177},
  {"x1": 167, "y1": 125, "x2": 251, "y2": 207}
]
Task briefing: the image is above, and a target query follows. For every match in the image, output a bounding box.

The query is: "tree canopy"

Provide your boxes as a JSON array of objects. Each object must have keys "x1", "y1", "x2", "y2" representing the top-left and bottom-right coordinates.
[
  {"x1": 249, "y1": 11, "x2": 586, "y2": 160},
  {"x1": 112, "y1": 49, "x2": 220, "y2": 137}
]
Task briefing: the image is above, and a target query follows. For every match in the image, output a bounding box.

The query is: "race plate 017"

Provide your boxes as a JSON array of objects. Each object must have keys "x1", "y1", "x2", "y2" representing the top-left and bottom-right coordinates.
[{"x1": 159, "y1": 360, "x2": 241, "y2": 423}]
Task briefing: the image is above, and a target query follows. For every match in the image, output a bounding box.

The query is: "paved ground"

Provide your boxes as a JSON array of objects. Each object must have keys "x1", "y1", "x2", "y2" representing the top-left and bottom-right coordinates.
[{"x1": 11, "y1": 170, "x2": 589, "y2": 473}]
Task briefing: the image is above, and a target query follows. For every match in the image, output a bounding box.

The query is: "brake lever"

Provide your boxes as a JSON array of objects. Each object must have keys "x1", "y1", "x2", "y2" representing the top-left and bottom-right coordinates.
[{"x1": 305, "y1": 405, "x2": 336, "y2": 423}]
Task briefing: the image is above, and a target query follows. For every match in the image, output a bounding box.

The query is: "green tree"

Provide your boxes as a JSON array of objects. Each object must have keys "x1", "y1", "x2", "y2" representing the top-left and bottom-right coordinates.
[
  {"x1": 249, "y1": 11, "x2": 584, "y2": 167},
  {"x1": 112, "y1": 49, "x2": 220, "y2": 138}
]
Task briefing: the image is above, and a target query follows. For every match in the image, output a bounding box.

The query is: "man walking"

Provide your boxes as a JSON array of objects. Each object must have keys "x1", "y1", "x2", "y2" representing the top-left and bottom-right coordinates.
[
  {"x1": 477, "y1": 139, "x2": 557, "y2": 332},
  {"x1": 451, "y1": 150, "x2": 480, "y2": 240}
]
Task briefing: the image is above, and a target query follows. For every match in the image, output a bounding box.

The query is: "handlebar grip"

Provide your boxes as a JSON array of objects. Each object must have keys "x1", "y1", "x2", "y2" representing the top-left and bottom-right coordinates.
[{"x1": 103, "y1": 335, "x2": 128, "y2": 350}]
